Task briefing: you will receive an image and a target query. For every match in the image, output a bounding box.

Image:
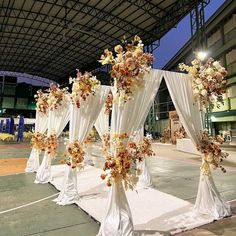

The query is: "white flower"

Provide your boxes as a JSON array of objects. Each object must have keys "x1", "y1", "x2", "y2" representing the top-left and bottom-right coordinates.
[
  {"x1": 189, "y1": 67, "x2": 198, "y2": 75},
  {"x1": 191, "y1": 59, "x2": 199, "y2": 66},
  {"x1": 201, "y1": 89, "x2": 207, "y2": 96},
  {"x1": 195, "y1": 78, "x2": 202, "y2": 84},
  {"x1": 193, "y1": 88, "x2": 199, "y2": 94},
  {"x1": 198, "y1": 84, "x2": 204, "y2": 90},
  {"x1": 205, "y1": 68, "x2": 214, "y2": 76},
  {"x1": 213, "y1": 61, "x2": 221, "y2": 70}
]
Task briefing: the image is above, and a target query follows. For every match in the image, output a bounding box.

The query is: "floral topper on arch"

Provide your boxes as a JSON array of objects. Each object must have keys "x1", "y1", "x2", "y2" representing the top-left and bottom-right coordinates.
[
  {"x1": 69, "y1": 70, "x2": 101, "y2": 108},
  {"x1": 179, "y1": 58, "x2": 227, "y2": 110},
  {"x1": 99, "y1": 35, "x2": 153, "y2": 103},
  {"x1": 35, "y1": 90, "x2": 49, "y2": 114},
  {"x1": 47, "y1": 83, "x2": 68, "y2": 111}
]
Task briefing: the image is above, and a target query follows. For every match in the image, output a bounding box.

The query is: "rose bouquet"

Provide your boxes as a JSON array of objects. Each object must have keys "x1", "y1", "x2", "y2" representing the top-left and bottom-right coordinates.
[
  {"x1": 99, "y1": 35, "x2": 153, "y2": 103},
  {"x1": 100, "y1": 133, "x2": 154, "y2": 190},
  {"x1": 179, "y1": 58, "x2": 227, "y2": 109},
  {"x1": 31, "y1": 132, "x2": 46, "y2": 151},
  {"x1": 69, "y1": 70, "x2": 100, "y2": 108},
  {"x1": 197, "y1": 129, "x2": 228, "y2": 175},
  {"x1": 45, "y1": 133, "x2": 58, "y2": 158},
  {"x1": 64, "y1": 141, "x2": 85, "y2": 169}
]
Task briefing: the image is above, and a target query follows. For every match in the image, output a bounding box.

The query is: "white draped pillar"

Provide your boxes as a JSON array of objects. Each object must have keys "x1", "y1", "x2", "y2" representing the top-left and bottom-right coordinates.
[
  {"x1": 35, "y1": 95, "x2": 70, "y2": 184},
  {"x1": 164, "y1": 70, "x2": 231, "y2": 219},
  {"x1": 98, "y1": 70, "x2": 163, "y2": 236},
  {"x1": 54, "y1": 86, "x2": 110, "y2": 205},
  {"x1": 25, "y1": 111, "x2": 48, "y2": 172}
]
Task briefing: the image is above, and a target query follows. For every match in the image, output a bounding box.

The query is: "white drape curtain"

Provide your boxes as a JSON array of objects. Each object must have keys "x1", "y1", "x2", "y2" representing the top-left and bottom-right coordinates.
[
  {"x1": 54, "y1": 85, "x2": 110, "y2": 205},
  {"x1": 134, "y1": 126, "x2": 153, "y2": 188},
  {"x1": 164, "y1": 71, "x2": 231, "y2": 219},
  {"x1": 98, "y1": 70, "x2": 163, "y2": 236},
  {"x1": 95, "y1": 106, "x2": 110, "y2": 138},
  {"x1": 35, "y1": 94, "x2": 70, "y2": 184},
  {"x1": 25, "y1": 111, "x2": 48, "y2": 172}
]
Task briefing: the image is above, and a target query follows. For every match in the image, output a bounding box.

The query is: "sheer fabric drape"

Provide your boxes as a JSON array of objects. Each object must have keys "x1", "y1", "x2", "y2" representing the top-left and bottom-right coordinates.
[
  {"x1": 95, "y1": 106, "x2": 110, "y2": 138},
  {"x1": 25, "y1": 111, "x2": 48, "y2": 172},
  {"x1": 35, "y1": 95, "x2": 70, "y2": 184},
  {"x1": 98, "y1": 70, "x2": 163, "y2": 236},
  {"x1": 54, "y1": 86, "x2": 110, "y2": 205},
  {"x1": 134, "y1": 127, "x2": 152, "y2": 188},
  {"x1": 164, "y1": 71, "x2": 231, "y2": 219}
]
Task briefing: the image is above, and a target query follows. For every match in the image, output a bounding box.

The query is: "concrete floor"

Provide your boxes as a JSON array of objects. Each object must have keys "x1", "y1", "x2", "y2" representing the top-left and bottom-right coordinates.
[{"x1": 0, "y1": 141, "x2": 236, "y2": 236}]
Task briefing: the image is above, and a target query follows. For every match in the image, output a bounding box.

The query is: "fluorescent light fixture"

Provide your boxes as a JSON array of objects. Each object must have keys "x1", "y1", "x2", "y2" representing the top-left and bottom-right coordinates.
[{"x1": 196, "y1": 51, "x2": 208, "y2": 61}]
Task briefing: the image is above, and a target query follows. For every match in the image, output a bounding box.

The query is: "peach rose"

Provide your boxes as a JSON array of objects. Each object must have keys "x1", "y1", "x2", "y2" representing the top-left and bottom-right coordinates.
[
  {"x1": 114, "y1": 45, "x2": 123, "y2": 54},
  {"x1": 125, "y1": 57, "x2": 135, "y2": 70}
]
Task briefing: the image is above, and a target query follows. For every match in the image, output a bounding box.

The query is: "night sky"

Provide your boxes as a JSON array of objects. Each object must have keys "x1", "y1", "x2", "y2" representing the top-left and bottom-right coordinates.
[{"x1": 153, "y1": 0, "x2": 225, "y2": 69}]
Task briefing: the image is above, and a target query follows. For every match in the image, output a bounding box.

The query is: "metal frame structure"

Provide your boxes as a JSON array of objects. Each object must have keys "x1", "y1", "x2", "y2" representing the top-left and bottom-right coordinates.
[{"x1": 1, "y1": 0, "x2": 205, "y2": 83}]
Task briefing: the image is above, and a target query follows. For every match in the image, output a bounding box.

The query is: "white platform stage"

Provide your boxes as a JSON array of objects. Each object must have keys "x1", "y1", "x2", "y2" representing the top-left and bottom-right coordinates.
[{"x1": 50, "y1": 164, "x2": 214, "y2": 235}]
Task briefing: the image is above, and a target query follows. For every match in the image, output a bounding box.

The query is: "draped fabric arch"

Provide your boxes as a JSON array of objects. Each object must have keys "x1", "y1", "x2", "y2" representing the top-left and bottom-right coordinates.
[
  {"x1": 163, "y1": 70, "x2": 231, "y2": 219},
  {"x1": 54, "y1": 86, "x2": 110, "y2": 205},
  {"x1": 35, "y1": 95, "x2": 70, "y2": 184},
  {"x1": 25, "y1": 111, "x2": 48, "y2": 172},
  {"x1": 98, "y1": 70, "x2": 164, "y2": 236}
]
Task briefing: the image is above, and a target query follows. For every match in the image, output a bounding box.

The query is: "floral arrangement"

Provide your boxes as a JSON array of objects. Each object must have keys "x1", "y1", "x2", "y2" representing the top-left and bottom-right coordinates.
[
  {"x1": 197, "y1": 129, "x2": 228, "y2": 175},
  {"x1": 105, "y1": 91, "x2": 113, "y2": 114},
  {"x1": 34, "y1": 90, "x2": 49, "y2": 114},
  {"x1": 0, "y1": 133, "x2": 15, "y2": 141},
  {"x1": 160, "y1": 128, "x2": 170, "y2": 143},
  {"x1": 99, "y1": 35, "x2": 153, "y2": 103},
  {"x1": 100, "y1": 133, "x2": 154, "y2": 190},
  {"x1": 174, "y1": 127, "x2": 187, "y2": 139},
  {"x1": 47, "y1": 83, "x2": 67, "y2": 110},
  {"x1": 64, "y1": 141, "x2": 85, "y2": 169},
  {"x1": 69, "y1": 70, "x2": 100, "y2": 108},
  {"x1": 179, "y1": 58, "x2": 227, "y2": 109},
  {"x1": 84, "y1": 132, "x2": 96, "y2": 145},
  {"x1": 31, "y1": 132, "x2": 46, "y2": 150},
  {"x1": 128, "y1": 137, "x2": 155, "y2": 162},
  {"x1": 45, "y1": 133, "x2": 58, "y2": 158},
  {"x1": 102, "y1": 133, "x2": 110, "y2": 153}
]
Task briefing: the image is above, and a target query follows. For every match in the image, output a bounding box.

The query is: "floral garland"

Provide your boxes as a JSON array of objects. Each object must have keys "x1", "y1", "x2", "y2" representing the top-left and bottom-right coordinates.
[
  {"x1": 34, "y1": 90, "x2": 49, "y2": 114},
  {"x1": 99, "y1": 35, "x2": 153, "y2": 103},
  {"x1": 105, "y1": 91, "x2": 113, "y2": 115},
  {"x1": 179, "y1": 58, "x2": 227, "y2": 109},
  {"x1": 69, "y1": 70, "x2": 100, "y2": 108},
  {"x1": 197, "y1": 130, "x2": 228, "y2": 175},
  {"x1": 47, "y1": 83, "x2": 67, "y2": 110},
  {"x1": 45, "y1": 133, "x2": 58, "y2": 158},
  {"x1": 100, "y1": 133, "x2": 154, "y2": 190},
  {"x1": 31, "y1": 132, "x2": 46, "y2": 151},
  {"x1": 64, "y1": 141, "x2": 85, "y2": 169}
]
